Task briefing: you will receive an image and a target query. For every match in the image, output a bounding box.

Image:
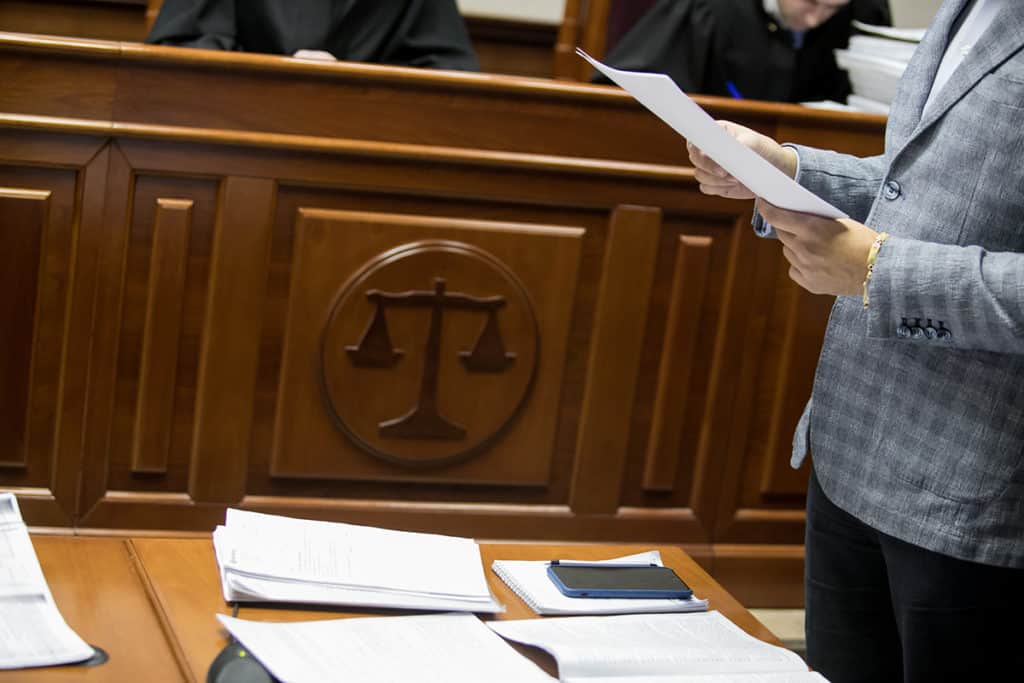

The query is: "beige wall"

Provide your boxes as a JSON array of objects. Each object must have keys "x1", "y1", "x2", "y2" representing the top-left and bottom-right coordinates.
[
  {"x1": 892, "y1": 0, "x2": 945, "y2": 27},
  {"x1": 456, "y1": 0, "x2": 565, "y2": 25},
  {"x1": 456, "y1": 1, "x2": 947, "y2": 29}
]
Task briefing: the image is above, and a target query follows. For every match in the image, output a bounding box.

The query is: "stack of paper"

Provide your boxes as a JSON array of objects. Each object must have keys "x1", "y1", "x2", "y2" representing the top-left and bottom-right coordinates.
[
  {"x1": 0, "y1": 493, "x2": 95, "y2": 670},
  {"x1": 213, "y1": 508, "x2": 503, "y2": 612},
  {"x1": 492, "y1": 551, "x2": 709, "y2": 615},
  {"x1": 835, "y1": 21, "x2": 927, "y2": 114}
]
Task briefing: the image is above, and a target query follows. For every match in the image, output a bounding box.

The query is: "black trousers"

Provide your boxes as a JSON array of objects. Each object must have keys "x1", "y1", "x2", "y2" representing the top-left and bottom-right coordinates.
[{"x1": 804, "y1": 468, "x2": 1024, "y2": 683}]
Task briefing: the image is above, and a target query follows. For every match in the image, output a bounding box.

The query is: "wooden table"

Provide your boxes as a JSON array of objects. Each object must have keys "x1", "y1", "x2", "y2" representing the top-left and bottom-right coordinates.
[
  {"x1": 0, "y1": 536, "x2": 186, "y2": 682},
  {"x1": 4, "y1": 537, "x2": 779, "y2": 682}
]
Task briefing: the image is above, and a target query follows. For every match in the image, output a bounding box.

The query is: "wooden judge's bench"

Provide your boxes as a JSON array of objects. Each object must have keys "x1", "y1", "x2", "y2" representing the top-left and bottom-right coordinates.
[{"x1": 0, "y1": 25, "x2": 885, "y2": 608}]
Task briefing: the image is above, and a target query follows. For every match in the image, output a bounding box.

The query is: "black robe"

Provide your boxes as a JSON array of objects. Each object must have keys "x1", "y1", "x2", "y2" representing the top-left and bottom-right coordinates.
[
  {"x1": 596, "y1": 0, "x2": 892, "y2": 103},
  {"x1": 146, "y1": 0, "x2": 480, "y2": 71}
]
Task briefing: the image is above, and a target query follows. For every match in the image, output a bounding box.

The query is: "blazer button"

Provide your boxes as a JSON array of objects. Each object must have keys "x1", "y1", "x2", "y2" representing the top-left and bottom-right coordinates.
[
  {"x1": 910, "y1": 326, "x2": 925, "y2": 339},
  {"x1": 896, "y1": 324, "x2": 911, "y2": 338},
  {"x1": 884, "y1": 180, "x2": 901, "y2": 200},
  {"x1": 937, "y1": 328, "x2": 953, "y2": 341},
  {"x1": 924, "y1": 326, "x2": 937, "y2": 339}
]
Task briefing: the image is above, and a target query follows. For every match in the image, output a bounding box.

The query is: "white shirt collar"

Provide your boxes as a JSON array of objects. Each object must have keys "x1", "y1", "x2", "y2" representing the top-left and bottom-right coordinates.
[{"x1": 763, "y1": 0, "x2": 784, "y2": 25}]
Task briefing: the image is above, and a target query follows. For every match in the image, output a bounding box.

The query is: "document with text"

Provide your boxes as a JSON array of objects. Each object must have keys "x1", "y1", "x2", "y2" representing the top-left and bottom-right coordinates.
[
  {"x1": 218, "y1": 612, "x2": 555, "y2": 683},
  {"x1": 0, "y1": 493, "x2": 95, "y2": 670},
  {"x1": 579, "y1": 49, "x2": 845, "y2": 220},
  {"x1": 213, "y1": 508, "x2": 503, "y2": 612},
  {"x1": 489, "y1": 610, "x2": 828, "y2": 682}
]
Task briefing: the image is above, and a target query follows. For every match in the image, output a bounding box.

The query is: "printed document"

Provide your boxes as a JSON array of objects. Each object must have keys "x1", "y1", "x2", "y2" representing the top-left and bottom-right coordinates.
[
  {"x1": 489, "y1": 610, "x2": 828, "y2": 682},
  {"x1": 579, "y1": 49, "x2": 845, "y2": 220},
  {"x1": 218, "y1": 612, "x2": 555, "y2": 683},
  {"x1": 0, "y1": 493, "x2": 94, "y2": 669},
  {"x1": 213, "y1": 508, "x2": 502, "y2": 612}
]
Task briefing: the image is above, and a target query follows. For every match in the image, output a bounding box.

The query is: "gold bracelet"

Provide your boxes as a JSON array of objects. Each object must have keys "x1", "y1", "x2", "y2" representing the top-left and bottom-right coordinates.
[{"x1": 862, "y1": 232, "x2": 890, "y2": 309}]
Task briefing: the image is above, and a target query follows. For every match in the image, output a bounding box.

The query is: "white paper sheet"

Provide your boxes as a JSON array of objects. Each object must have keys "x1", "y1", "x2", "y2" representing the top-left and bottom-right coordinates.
[
  {"x1": 218, "y1": 612, "x2": 556, "y2": 683},
  {"x1": 579, "y1": 50, "x2": 846, "y2": 220},
  {"x1": 0, "y1": 493, "x2": 94, "y2": 670},
  {"x1": 213, "y1": 509, "x2": 503, "y2": 612},
  {"x1": 489, "y1": 611, "x2": 812, "y2": 681}
]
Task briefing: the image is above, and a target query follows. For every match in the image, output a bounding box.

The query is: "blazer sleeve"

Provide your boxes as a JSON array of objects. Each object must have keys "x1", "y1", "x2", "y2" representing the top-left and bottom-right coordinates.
[
  {"x1": 787, "y1": 145, "x2": 887, "y2": 222},
  {"x1": 146, "y1": 0, "x2": 239, "y2": 50},
  {"x1": 866, "y1": 239, "x2": 1024, "y2": 354},
  {"x1": 752, "y1": 145, "x2": 886, "y2": 238}
]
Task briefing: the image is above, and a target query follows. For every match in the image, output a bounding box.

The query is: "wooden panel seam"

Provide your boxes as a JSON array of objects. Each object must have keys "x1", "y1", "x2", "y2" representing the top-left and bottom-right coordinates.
[
  {"x1": 570, "y1": 204, "x2": 662, "y2": 514},
  {"x1": 643, "y1": 234, "x2": 713, "y2": 491},
  {"x1": 189, "y1": 176, "x2": 275, "y2": 504},
  {"x1": 123, "y1": 538, "x2": 196, "y2": 683},
  {"x1": 131, "y1": 197, "x2": 193, "y2": 474}
]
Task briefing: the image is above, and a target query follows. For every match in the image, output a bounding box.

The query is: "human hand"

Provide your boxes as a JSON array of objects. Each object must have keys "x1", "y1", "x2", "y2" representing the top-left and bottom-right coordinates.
[
  {"x1": 292, "y1": 49, "x2": 337, "y2": 61},
  {"x1": 686, "y1": 121, "x2": 798, "y2": 199},
  {"x1": 758, "y1": 200, "x2": 878, "y2": 297}
]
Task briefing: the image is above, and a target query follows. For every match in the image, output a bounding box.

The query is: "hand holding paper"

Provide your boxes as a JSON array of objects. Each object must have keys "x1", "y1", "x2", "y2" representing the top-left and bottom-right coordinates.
[{"x1": 579, "y1": 49, "x2": 845, "y2": 219}]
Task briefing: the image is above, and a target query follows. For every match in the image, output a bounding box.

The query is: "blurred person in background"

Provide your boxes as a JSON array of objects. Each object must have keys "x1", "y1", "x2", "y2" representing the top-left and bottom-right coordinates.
[
  {"x1": 596, "y1": 0, "x2": 891, "y2": 102},
  {"x1": 147, "y1": 0, "x2": 479, "y2": 71}
]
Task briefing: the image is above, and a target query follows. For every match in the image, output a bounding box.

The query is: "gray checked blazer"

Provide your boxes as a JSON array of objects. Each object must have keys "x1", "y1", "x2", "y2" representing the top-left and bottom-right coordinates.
[{"x1": 771, "y1": 0, "x2": 1024, "y2": 567}]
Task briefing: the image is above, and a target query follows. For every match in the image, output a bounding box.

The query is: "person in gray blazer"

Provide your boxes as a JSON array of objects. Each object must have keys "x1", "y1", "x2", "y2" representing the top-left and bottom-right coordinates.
[{"x1": 688, "y1": 0, "x2": 1023, "y2": 680}]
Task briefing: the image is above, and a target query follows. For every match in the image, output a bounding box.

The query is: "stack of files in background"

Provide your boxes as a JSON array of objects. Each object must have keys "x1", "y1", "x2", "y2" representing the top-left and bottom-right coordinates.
[
  {"x1": 835, "y1": 21, "x2": 927, "y2": 114},
  {"x1": 491, "y1": 550, "x2": 709, "y2": 615},
  {"x1": 0, "y1": 493, "x2": 95, "y2": 669},
  {"x1": 213, "y1": 508, "x2": 503, "y2": 612}
]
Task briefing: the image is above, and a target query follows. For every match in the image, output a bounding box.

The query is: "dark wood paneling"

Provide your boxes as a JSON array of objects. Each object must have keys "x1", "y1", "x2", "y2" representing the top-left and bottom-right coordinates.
[
  {"x1": 273, "y1": 209, "x2": 582, "y2": 485},
  {"x1": 0, "y1": 1, "x2": 154, "y2": 42},
  {"x1": 131, "y1": 197, "x2": 192, "y2": 474},
  {"x1": 0, "y1": 188, "x2": 47, "y2": 468},
  {"x1": 189, "y1": 176, "x2": 275, "y2": 504},
  {"x1": 0, "y1": 35, "x2": 889, "y2": 606},
  {"x1": 570, "y1": 205, "x2": 661, "y2": 514},
  {"x1": 644, "y1": 235, "x2": 713, "y2": 492}
]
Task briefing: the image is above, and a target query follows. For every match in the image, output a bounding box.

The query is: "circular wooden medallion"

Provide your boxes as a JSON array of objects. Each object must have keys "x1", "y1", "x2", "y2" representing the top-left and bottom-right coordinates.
[{"x1": 321, "y1": 240, "x2": 539, "y2": 467}]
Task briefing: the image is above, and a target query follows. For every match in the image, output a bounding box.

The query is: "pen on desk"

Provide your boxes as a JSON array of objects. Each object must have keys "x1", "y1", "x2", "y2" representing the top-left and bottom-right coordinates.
[
  {"x1": 725, "y1": 81, "x2": 744, "y2": 100},
  {"x1": 549, "y1": 559, "x2": 658, "y2": 567}
]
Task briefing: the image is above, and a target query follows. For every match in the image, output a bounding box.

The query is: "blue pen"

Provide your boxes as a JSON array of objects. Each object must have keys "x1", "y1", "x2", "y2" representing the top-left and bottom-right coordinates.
[{"x1": 725, "y1": 81, "x2": 743, "y2": 99}]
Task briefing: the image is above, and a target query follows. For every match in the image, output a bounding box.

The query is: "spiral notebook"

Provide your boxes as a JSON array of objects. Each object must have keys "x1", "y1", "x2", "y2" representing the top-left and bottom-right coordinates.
[{"x1": 491, "y1": 551, "x2": 709, "y2": 616}]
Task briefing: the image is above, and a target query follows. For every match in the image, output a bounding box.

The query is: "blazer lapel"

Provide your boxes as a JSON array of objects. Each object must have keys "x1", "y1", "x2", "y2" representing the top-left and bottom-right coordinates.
[
  {"x1": 913, "y1": 1, "x2": 1024, "y2": 135},
  {"x1": 887, "y1": 0, "x2": 968, "y2": 146}
]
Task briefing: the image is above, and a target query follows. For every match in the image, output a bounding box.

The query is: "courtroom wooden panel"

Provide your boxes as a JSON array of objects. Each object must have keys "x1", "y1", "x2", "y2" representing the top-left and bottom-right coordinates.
[
  {"x1": 131, "y1": 197, "x2": 193, "y2": 474},
  {"x1": 0, "y1": 158, "x2": 93, "y2": 526},
  {"x1": 100, "y1": 174, "x2": 217, "y2": 500},
  {"x1": 0, "y1": 187, "x2": 47, "y2": 469},
  {"x1": 273, "y1": 209, "x2": 580, "y2": 485},
  {"x1": 0, "y1": 1, "x2": 154, "y2": 42},
  {"x1": 0, "y1": 35, "x2": 891, "y2": 606}
]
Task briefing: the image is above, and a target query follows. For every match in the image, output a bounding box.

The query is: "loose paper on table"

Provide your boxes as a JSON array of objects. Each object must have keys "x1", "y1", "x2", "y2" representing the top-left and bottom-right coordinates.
[
  {"x1": 218, "y1": 612, "x2": 555, "y2": 683},
  {"x1": 0, "y1": 493, "x2": 95, "y2": 670},
  {"x1": 213, "y1": 508, "x2": 503, "y2": 612},
  {"x1": 579, "y1": 49, "x2": 845, "y2": 220}
]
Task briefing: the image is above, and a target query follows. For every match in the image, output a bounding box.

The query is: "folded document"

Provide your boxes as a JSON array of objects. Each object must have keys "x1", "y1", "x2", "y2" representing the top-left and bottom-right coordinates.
[{"x1": 213, "y1": 508, "x2": 503, "y2": 613}]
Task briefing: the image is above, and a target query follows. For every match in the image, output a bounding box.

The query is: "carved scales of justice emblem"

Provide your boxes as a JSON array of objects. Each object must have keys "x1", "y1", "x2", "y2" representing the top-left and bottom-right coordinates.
[{"x1": 320, "y1": 241, "x2": 539, "y2": 467}]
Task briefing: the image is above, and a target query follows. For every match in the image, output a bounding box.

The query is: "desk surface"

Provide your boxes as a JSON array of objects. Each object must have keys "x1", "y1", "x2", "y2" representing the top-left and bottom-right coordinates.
[
  {"x1": 6, "y1": 537, "x2": 778, "y2": 682},
  {"x1": 0, "y1": 536, "x2": 185, "y2": 682}
]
